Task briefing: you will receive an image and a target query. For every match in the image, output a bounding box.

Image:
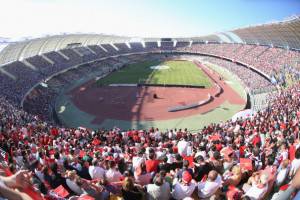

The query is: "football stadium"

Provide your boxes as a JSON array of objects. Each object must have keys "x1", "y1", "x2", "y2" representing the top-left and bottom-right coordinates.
[{"x1": 0, "y1": 0, "x2": 300, "y2": 199}]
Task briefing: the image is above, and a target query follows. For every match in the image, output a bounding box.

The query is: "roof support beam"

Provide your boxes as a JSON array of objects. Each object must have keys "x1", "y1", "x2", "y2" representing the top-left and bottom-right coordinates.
[
  {"x1": 21, "y1": 59, "x2": 36, "y2": 70},
  {"x1": 57, "y1": 50, "x2": 70, "y2": 60},
  {"x1": 41, "y1": 54, "x2": 55, "y2": 65}
]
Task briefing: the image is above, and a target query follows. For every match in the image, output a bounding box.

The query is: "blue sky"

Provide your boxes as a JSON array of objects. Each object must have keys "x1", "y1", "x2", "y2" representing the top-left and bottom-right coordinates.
[{"x1": 0, "y1": 0, "x2": 299, "y2": 39}]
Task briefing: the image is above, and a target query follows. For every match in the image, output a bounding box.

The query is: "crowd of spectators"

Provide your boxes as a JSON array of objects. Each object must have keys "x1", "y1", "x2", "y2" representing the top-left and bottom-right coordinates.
[
  {"x1": 200, "y1": 56, "x2": 274, "y2": 91},
  {"x1": 1, "y1": 80, "x2": 300, "y2": 199},
  {"x1": 181, "y1": 43, "x2": 300, "y2": 79}
]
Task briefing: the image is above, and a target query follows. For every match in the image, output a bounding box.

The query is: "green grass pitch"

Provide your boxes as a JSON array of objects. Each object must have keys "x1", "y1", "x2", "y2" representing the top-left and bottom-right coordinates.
[{"x1": 97, "y1": 60, "x2": 212, "y2": 87}]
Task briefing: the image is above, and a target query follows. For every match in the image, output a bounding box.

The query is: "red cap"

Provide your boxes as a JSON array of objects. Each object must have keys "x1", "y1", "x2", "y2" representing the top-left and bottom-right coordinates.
[{"x1": 182, "y1": 171, "x2": 192, "y2": 184}]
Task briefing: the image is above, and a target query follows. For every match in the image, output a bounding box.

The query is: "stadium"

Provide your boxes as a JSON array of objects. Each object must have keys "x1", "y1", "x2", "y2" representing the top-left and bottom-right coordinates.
[{"x1": 0, "y1": 0, "x2": 300, "y2": 200}]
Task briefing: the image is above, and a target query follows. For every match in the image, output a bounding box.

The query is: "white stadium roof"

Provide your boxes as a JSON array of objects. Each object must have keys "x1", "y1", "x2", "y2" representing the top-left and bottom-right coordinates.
[{"x1": 0, "y1": 16, "x2": 299, "y2": 66}]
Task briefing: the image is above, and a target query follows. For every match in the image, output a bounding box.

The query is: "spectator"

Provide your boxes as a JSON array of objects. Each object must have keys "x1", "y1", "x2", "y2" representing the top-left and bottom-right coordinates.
[
  {"x1": 105, "y1": 160, "x2": 123, "y2": 183},
  {"x1": 121, "y1": 177, "x2": 144, "y2": 200},
  {"x1": 197, "y1": 170, "x2": 222, "y2": 199},
  {"x1": 146, "y1": 173, "x2": 171, "y2": 200},
  {"x1": 172, "y1": 171, "x2": 197, "y2": 200}
]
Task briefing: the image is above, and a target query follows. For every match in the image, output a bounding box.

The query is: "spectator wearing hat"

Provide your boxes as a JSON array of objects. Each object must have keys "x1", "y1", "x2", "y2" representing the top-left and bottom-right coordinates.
[{"x1": 172, "y1": 171, "x2": 197, "y2": 200}]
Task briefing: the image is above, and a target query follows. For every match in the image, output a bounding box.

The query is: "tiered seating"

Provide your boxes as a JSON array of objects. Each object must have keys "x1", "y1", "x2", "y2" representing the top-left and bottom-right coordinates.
[
  {"x1": 1, "y1": 81, "x2": 300, "y2": 200},
  {"x1": 114, "y1": 43, "x2": 131, "y2": 53},
  {"x1": 130, "y1": 42, "x2": 145, "y2": 52},
  {"x1": 26, "y1": 55, "x2": 52, "y2": 68},
  {"x1": 88, "y1": 45, "x2": 110, "y2": 57},
  {"x1": 160, "y1": 41, "x2": 175, "y2": 50},
  {"x1": 175, "y1": 41, "x2": 190, "y2": 48},
  {"x1": 145, "y1": 41, "x2": 159, "y2": 51},
  {"x1": 101, "y1": 44, "x2": 119, "y2": 56}
]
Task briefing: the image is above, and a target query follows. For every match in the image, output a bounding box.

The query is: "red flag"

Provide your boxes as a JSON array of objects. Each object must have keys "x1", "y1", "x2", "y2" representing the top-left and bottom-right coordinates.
[{"x1": 53, "y1": 185, "x2": 69, "y2": 198}]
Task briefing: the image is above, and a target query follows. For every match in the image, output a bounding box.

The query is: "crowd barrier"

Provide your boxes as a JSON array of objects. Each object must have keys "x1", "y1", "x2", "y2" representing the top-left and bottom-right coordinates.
[
  {"x1": 168, "y1": 94, "x2": 213, "y2": 112},
  {"x1": 138, "y1": 83, "x2": 206, "y2": 88}
]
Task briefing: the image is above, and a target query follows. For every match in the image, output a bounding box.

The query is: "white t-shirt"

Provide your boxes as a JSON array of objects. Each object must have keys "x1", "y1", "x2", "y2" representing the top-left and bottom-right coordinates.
[
  {"x1": 66, "y1": 179, "x2": 83, "y2": 195},
  {"x1": 34, "y1": 169, "x2": 45, "y2": 182},
  {"x1": 105, "y1": 169, "x2": 122, "y2": 183},
  {"x1": 132, "y1": 156, "x2": 145, "y2": 169},
  {"x1": 276, "y1": 168, "x2": 288, "y2": 186},
  {"x1": 290, "y1": 158, "x2": 300, "y2": 176},
  {"x1": 89, "y1": 166, "x2": 106, "y2": 180},
  {"x1": 147, "y1": 182, "x2": 170, "y2": 200},
  {"x1": 172, "y1": 180, "x2": 197, "y2": 200},
  {"x1": 177, "y1": 140, "x2": 188, "y2": 156},
  {"x1": 245, "y1": 183, "x2": 268, "y2": 200},
  {"x1": 197, "y1": 175, "x2": 222, "y2": 198}
]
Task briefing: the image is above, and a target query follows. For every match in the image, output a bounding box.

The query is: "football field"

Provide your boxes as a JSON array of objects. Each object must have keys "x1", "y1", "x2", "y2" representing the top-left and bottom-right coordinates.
[{"x1": 97, "y1": 60, "x2": 212, "y2": 87}]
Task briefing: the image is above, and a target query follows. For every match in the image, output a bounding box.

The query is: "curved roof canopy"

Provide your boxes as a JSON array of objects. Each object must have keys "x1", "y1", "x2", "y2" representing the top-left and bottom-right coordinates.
[
  {"x1": 232, "y1": 16, "x2": 300, "y2": 49},
  {"x1": 0, "y1": 16, "x2": 299, "y2": 66}
]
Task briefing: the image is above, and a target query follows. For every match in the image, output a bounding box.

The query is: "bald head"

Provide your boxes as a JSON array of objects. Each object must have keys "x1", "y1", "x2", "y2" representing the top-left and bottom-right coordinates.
[{"x1": 208, "y1": 170, "x2": 218, "y2": 181}]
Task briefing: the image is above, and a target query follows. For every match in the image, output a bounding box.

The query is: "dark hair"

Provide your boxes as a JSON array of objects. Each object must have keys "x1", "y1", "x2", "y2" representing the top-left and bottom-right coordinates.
[
  {"x1": 295, "y1": 148, "x2": 300, "y2": 159},
  {"x1": 154, "y1": 174, "x2": 164, "y2": 186},
  {"x1": 175, "y1": 154, "x2": 182, "y2": 161},
  {"x1": 50, "y1": 163, "x2": 58, "y2": 173},
  {"x1": 213, "y1": 151, "x2": 221, "y2": 160},
  {"x1": 149, "y1": 152, "x2": 155, "y2": 160},
  {"x1": 54, "y1": 152, "x2": 60, "y2": 159},
  {"x1": 183, "y1": 160, "x2": 189, "y2": 168},
  {"x1": 108, "y1": 160, "x2": 116, "y2": 168},
  {"x1": 196, "y1": 155, "x2": 204, "y2": 162}
]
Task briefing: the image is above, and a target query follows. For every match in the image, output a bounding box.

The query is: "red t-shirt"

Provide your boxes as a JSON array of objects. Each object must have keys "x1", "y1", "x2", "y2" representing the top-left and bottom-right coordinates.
[
  {"x1": 289, "y1": 145, "x2": 296, "y2": 161},
  {"x1": 145, "y1": 159, "x2": 160, "y2": 173},
  {"x1": 253, "y1": 135, "x2": 261, "y2": 146}
]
